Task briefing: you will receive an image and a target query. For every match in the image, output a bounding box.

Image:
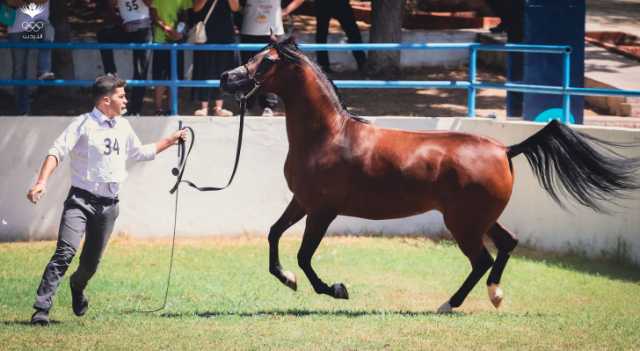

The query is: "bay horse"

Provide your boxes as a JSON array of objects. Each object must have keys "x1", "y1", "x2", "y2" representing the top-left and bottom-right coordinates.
[{"x1": 220, "y1": 37, "x2": 640, "y2": 312}]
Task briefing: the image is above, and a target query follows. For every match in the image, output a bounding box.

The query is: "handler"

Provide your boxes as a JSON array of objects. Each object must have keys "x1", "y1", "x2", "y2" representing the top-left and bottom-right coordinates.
[{"x1": 26, "y1": 75, "x2": 187, "y2": 326}]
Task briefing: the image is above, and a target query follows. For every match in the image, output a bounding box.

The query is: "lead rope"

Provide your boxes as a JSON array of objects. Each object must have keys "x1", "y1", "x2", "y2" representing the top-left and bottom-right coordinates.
[{"x1": 142, "y1": 97, "x2": 249, "y2": 312}]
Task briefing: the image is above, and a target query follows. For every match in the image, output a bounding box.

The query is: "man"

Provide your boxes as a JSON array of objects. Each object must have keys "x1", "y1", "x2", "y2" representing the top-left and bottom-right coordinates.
[
  {"x1": 97, "y1": 0, "x2": 156, "y2": 116},
  {"x1": 27, "y1": 75, "x2": 187, "y2": 326}
]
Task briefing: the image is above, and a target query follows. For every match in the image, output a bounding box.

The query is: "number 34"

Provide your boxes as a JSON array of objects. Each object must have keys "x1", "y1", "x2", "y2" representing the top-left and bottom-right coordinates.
[{"x1": 104, "y1": 137, "x2": 120, "y2": 155}]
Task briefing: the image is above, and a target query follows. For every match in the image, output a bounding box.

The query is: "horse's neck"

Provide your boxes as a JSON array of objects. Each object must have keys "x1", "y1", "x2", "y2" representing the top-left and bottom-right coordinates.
[{"x1": 278, "y1": 67, "x2": 345, "y2": 150}]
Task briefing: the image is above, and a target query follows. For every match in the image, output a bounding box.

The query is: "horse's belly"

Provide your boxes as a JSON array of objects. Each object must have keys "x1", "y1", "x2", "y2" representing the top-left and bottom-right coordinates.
[{"x1": 340, "y1": 188, "x2": 439, "y2": 220}]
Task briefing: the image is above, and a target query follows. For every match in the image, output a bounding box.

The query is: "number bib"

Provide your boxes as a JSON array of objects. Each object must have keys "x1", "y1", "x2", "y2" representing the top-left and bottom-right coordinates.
[
  {"x1": 87, "y1": 126, "x2": 127, "y2": 183},
  {"x1": 117, "y1": 0, "x2": 150, "y2": 24}
]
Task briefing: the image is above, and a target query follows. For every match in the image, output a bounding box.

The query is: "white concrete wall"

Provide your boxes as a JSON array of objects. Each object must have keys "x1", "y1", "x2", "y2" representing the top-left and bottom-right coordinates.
[{"x1": 1, "y1": 117, "x2": 639, "y2": 264}]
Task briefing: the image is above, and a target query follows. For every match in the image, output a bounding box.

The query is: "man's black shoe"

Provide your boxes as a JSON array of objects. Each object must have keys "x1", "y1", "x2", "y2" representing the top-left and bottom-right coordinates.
[
  {"x1": 70, "y1": 283, "x2": 89, "y2": 317},
  {"x1": 31, "y1": 309, "x2": 49, "y2": 326}
]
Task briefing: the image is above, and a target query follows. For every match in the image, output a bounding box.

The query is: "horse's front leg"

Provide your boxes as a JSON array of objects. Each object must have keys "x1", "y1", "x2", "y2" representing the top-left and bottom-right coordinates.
[
  {"x1": 297, "y1": 211, "x2": 348, "y2": 299},
  {"x1": 269, "y1": 198, "x2": 306, "y2": 291}
]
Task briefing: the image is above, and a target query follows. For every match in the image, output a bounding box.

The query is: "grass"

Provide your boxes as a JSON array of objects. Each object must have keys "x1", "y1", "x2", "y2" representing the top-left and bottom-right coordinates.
[{"x1": 1, "y1": 236, "x2": 639, "y2": 350}]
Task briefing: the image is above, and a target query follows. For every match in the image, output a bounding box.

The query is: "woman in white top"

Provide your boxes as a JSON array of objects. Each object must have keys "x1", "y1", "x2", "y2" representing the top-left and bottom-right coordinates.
[{"x1": 239, "y1": 0, "x2": 304, "y2": 116}]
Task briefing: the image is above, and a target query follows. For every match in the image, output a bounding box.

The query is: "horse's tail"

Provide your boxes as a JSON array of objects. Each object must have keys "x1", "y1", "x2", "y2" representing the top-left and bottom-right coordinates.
[{"x1": 507, "y1": 120, "x2": 640, "y2": 212}]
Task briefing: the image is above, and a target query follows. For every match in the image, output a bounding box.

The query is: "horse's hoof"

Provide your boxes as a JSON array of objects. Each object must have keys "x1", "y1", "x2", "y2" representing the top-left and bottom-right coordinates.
[
  {"x1": 282, "y1": 270, "x2": 297, "y2": 291},
  {"x1": 331, "y1": 283, "x2": 349, "y2": 299},
  {"x1": 437, "y1": 301, "x2": 453, "y2": 314},
  {"x1": 488, "y1": 284, "x2": 503, "y2": 309}
]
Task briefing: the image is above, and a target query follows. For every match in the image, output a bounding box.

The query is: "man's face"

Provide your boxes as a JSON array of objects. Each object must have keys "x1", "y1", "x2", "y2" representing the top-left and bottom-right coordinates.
[{"x1": 104, "y1": 87, "x2": 128, "y2": 117}]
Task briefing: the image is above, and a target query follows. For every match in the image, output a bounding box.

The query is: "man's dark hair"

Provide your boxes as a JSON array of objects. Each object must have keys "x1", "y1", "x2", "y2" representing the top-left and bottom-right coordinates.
[{"x1": 92, "y1": 75, "x2": 126, "y2": 104}]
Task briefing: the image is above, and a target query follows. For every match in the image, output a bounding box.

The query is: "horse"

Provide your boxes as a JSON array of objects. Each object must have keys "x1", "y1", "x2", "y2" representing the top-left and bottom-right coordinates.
[{"x1": 220, "y1": 37, "x2": 640, "y2": 312}]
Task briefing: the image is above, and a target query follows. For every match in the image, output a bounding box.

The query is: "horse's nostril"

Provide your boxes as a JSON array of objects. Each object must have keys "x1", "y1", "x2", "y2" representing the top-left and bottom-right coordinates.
[{"x1": 220, "y1": 72, "x2": 229, "y2": 85}]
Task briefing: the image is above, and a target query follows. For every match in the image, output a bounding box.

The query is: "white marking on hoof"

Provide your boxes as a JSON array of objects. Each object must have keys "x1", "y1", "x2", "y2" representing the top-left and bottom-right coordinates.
[
  {"x1": 282, "y1": 270, "x2": 297, "y2": 291},
  {"x1": 437, "y1": 301, "x2": 452, "y2": 314},
  {"x1": 488, "y1": 284, "x2": 504, "y2": 309}
]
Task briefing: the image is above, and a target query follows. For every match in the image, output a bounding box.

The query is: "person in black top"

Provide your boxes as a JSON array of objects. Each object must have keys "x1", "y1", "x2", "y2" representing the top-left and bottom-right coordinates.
[
  {"x1": 315, "y1": 0, "x2": 366, "y2": 73},
  {"x1": 191, "y1": 0, "x2": 240, "y2": 116}
]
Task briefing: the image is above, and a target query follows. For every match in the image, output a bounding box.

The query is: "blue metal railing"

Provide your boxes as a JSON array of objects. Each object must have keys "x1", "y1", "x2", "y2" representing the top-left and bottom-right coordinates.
[{"x1": 1, "y1": 41, "x2": 640, "y2": 121}]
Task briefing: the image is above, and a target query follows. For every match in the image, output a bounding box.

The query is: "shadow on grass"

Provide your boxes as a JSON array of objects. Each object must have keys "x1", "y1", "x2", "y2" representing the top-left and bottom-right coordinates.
[
  {"x1": 1, "y1": 320, "x2": 61, "y2": 326},
  {"x1": 511, "y1": 246, "x2": 640, "y2": 284},
  {"x1": 339, "y1": 235, "x2": 640, "y2": 284},
  {"x1": 156, "y1": 309, "x2": 551, "y2": 319}
]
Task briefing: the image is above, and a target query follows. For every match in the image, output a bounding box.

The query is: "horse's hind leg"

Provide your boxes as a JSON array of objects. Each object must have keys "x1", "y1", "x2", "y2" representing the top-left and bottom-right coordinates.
[
  {"x1": 269, "y1": 198, "x2": 306, "y2": 291},
  {"x1": 438, "y1": 238, "x2": 494, "y2": 313},
  {"x1": 297, "y1": 211, "x2": 348, "y2": 299},
  {"x1": 485, "y1": 222, "x2": 519, "y2": 308}
]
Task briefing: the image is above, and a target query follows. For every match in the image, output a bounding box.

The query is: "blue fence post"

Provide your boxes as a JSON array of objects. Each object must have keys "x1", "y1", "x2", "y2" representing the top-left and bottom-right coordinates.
[
  {"x1": 170, "y1": 44, "x2": 179, "y2": 116},
  {"x1": 467, "y1": 46, "x2": 477, "y2": 118},
  {"x1": 562, "y1": 50, "x2": 571, "y2": 124}
]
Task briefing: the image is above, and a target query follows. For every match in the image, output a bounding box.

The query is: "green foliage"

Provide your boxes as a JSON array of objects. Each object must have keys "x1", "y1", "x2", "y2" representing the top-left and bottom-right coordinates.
[{"x1": 1, "y1": 237, "x2": 639, "y2": 350}]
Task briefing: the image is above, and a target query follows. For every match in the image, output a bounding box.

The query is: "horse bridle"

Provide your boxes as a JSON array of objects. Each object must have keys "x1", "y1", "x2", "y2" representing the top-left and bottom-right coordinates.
[{"x1": 239, "y1": 54, "x2": 277, "y2": 100}]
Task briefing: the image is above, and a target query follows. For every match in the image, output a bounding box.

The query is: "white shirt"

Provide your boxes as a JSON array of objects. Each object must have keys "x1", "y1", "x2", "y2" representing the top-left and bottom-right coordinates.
[
  {"x1": 47, "y1": 108, "x2": 156, "y2": 198},
  {"x1": 241, "y1": 0, "x2": 284, "y2": 36}
]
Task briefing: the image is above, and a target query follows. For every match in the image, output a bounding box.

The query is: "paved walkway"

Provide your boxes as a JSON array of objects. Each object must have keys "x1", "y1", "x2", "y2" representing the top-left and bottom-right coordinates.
[
  {"x1": 586, "y1": 0, "x2": 640, "y2": 37},
  {"x1": 583, "y1": 0, "x2": 640, "y2": 122}
]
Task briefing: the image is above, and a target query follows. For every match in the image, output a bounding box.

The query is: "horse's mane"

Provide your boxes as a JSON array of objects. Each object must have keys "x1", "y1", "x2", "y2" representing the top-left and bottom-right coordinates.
[{"x1": 271, "y1": 38, "x2": 371, "y2": 124}]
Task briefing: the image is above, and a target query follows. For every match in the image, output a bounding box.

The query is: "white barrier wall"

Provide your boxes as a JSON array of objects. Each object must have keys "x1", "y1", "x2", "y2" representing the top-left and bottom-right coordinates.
[{"x1": 1, "y1": 117, "x2": 639, "y2": 264}]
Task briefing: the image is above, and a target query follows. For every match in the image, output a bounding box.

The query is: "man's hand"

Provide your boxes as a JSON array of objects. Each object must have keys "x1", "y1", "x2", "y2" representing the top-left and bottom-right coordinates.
[
  {"x1": 155, "y1": 129, "x2": 188, "y2": 154},
  {"x1": 166, "y1": 28, "x2": 183, "y2": 42},
  {"x1": 27, "y1": 182, "x2": 46, "y2": 204},
  {"x1": 172, "y1": 129, "x2": 188, "y2": 144}
]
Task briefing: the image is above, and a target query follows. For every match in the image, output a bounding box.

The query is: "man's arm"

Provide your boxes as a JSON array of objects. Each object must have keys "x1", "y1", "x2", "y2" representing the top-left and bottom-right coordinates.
[
  {"x1": 104, "y1": 0, "x2": 123, "y2": 26},
  {"x1": 27, "y1": 155, "x2": 58, "y2": 204},
  {"x1": 148, "y1": 0, "x2": 183, "y2": 41},
  {"x1": 282, "y1": 0, "x2": 304, "y2": 17},
  {"x1": 27, "y1": 117, "x2": 83, "y2": 204},
  {"x1": 192, "y1": 0, "x2": 208, "y2": 13},
  {"x1": 228, "y1": 0, "x2": 239, "y2": 12},
  {"x1": 155, "y1": 129, "x2": 188, "y2": 154}
]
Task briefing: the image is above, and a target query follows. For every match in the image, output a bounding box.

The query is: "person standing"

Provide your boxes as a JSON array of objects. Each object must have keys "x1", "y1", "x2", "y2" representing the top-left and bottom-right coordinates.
[
  {"x1": 97, "y1": 0, "x2": 156, "y2": 116},
  {"x1": 7, "y1": 0, "x2": 55, "y2": 115},
  {"x1": 27, "y1": 75, "x2": 187, "y2": 326},
  {"x1": 315, "y1": 0, "x2": 366, "y2": 73},
  {"x1": 151, "y1": 0, "x2": 201, "y2": 115},
  {"x1": 239, "y1": 0, "x2": 304, "y2": 116},
  {"x1": 191, "y1": 0, "x2": 240, "y2": 117}
]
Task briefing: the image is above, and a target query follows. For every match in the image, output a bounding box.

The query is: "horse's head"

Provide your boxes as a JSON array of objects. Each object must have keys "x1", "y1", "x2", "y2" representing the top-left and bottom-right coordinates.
[{"x1": 221, "y1": 36, "x2": 299, "y2": 97}]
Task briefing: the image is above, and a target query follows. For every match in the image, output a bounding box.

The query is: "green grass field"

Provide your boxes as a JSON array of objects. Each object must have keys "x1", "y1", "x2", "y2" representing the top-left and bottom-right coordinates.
[{"x1": 1, "y1": 236, "x2": 639, "y2": 350}]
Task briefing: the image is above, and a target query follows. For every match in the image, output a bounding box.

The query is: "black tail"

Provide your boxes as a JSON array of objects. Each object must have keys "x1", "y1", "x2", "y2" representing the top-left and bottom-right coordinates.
[{"x1": 507, "y1": 120, "x2": 640, "y2": 212}]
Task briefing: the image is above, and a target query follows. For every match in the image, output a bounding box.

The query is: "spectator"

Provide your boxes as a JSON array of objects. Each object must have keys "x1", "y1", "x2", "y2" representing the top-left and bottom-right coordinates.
[
  {"x1": 315, "y1": 0, "x2": 366, "y2": 73},
  {"x1": 151, "y1": 0, "x2": 201, "y2": 115},
  {"x1": 239, "y1": 0, "x2": 304, "y2": 116},
  {"x1": 6, "y1": 0, "x2": 54, "y2": 115},
  {"x1": 191, "y1": 0, "x2": 240, "y2": 117},
  {"x1": 97, "y1": 0, "x2": 155, "y2": 116}
]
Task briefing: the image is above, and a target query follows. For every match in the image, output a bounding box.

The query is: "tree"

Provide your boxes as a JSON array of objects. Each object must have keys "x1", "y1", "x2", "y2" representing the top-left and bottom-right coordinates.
[{"x1": 367, "y1": 0, "x2": 404, "y2": 78}]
